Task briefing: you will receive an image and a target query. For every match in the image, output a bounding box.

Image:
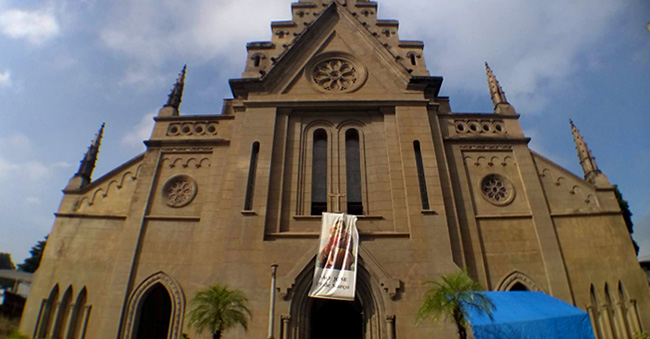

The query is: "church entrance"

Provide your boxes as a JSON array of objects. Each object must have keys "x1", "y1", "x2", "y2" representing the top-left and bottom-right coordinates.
[
  {"x1": 310, "y1": 298, "x2": 364, "y2": 339},
  {"x1": 135, "y1": 283, "x2": 172, "y2": 339}
]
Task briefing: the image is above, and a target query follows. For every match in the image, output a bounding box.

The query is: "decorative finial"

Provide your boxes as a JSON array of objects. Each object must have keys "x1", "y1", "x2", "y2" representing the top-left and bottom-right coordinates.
[
  {"x1": 67, "y1": 123, "x2": 105, "y2": 191},
  {"x1": 165, "y1": 65, "x2": 187, "y2": 110},
  {"x1": 485, "y1": 62, "x2": 508, "y2": 106},
  {"x1": 570, "y1": 119, "x2": 609, "y2": 186},
  {"x1": 485, "y1": 62, "x2": 516, "y2": 114}
]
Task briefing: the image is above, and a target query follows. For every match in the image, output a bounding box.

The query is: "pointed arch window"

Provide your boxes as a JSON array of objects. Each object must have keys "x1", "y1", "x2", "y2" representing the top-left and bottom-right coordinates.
[
  {"x1": 345, "y1": 129, "x2": 363, "y2": 215},
  {"x1": 36, "y1": 284, "x2": 59, "y2": 338},
  {"x1": 413, "y1": 141, "x2": 429, "y2": 210},
  {"x1": 588, "y1": 284, "x2": 603, "y2": 339},
  {"x1": 66, "y1": 287, "x2": 90, "y2": 339},
  {"x1": 51, "y1": 286, "x2": 73, "y2": 339},
  {"x1": 244, "y1": 142, "x2": 260, "y2": 211},
  {"x1": 312, "y1": 129, "x2": 328, "y2": 215}
]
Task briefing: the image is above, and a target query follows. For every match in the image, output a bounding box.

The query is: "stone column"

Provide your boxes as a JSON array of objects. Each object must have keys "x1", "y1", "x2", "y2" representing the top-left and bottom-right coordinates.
[
  {"x1": 268, "y1": 264, "x2": 278, "y2": 339},
  {"x1": 628, "y1": 299, "x2": 642, "y2": 335},
  {"x1": 62, "y1": 304, "x2": 77, "y2": 339},
  {"x1": 600, "y1": 303, "x2": 615, "y2": 339},
  {"x1": 281, "y1": 315, "x2": 291, "y2": 339},
  {"x1": 586, "y1": 305, "x2": 600, "y2": 339},
  {"x1": 50, "y1": 302, "x2": 63, "y2": 338},
  {"x1": 386, "y1": 315, "x2": 396, "y2": 339},
  {"x1": 32, "y1": 299, "x2": 46, "y2": 339},
  {"x1": 615, "y1": 302, "x2": 630, "y2": 339}
]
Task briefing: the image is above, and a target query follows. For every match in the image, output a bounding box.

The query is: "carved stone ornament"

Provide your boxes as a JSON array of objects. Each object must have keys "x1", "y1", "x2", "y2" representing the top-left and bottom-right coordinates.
[
  {"x1": 480, "y1": 174, "x2": 515, "y2": 206},
  {"x1": 308, "y1": 53, "x2": 367, "y2": 93},
  {"x1": 162, "y1": 175, "x2": 197, "y2": 207}
]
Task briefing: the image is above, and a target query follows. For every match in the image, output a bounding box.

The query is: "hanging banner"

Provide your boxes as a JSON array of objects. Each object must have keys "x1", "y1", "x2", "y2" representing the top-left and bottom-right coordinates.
[{"x1": 308, "y1": 212, "x2": 359, "y2": 301}]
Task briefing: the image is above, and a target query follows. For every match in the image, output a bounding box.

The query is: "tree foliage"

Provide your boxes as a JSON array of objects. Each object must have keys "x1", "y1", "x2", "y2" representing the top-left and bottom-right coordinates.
[
  {"x1": 615, "y1": 186, "x2": 639, "y2": 255},
  {"x1": 18, "y1": 236, "x2": 47, "y2": 273},
  {"x1": 416, "y1": 270, "x2": 494, "y2": 339},
  {"x1": 0, "y1": 253, "x2": 16, "y2": 289},
  {"x1": 0, "y1": 253, "x2": 15, "y2": 270},
  {"x1": 188, "y1": 284, "x2": 251, "y2": 339}
]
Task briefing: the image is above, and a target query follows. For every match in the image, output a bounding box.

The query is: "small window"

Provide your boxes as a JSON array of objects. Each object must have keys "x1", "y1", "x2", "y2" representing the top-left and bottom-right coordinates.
[
  {"x1": 408, "y1": 53, "x2": 417, "y2": 66},
  {"x1": 244, "y1": 142, "x2": 260, "y2": 211},
  {"x1": 312, "y1": 130, "x2": 328, "y2": 215},
  {"x1": 253, "y1": 55, "x2": 262, "y2": 67},
  {"x1": 413, "y1": 141, "x2": 430, "y2": 210}
]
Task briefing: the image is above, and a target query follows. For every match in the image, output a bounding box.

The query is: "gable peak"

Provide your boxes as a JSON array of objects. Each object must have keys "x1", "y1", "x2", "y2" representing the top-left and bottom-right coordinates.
[{"x1": 237, "y1": 0, "x2": 430, "y2": 84}]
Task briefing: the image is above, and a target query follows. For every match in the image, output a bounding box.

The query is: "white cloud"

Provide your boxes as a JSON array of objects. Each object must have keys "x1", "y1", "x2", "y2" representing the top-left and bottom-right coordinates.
[
  {"x1": 0, "y1": 70, "x2": 10, "y2": 87},
  {"x1": 0, "y1": 8, "x2": 59, "y2": 45},
  {"x1": 121, "y1": 112, "x2": 156, "y2": 149},
  {"x1": 24, "y1": 196, "x2": 41, "y2": 205},
  {"x1": 380, "y1": 0, "x2": 624, "y2": 113}
]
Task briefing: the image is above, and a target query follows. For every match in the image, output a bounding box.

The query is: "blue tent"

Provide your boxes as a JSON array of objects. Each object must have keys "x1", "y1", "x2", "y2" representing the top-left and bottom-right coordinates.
[{"x1": 467, "y1": 291, "x2": 595, "y2": 339}]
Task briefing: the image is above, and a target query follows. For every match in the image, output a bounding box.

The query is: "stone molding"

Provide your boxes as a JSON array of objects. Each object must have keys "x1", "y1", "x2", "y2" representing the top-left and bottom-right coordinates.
[{"x1": 122, "y1": 272, "x2": 185, "y2": 339}]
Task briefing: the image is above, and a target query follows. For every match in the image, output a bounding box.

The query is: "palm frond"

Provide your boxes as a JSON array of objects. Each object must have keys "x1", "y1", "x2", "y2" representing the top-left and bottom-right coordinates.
[
  {"x1": 188, "y1": 284, "x2": 251, "y2": 336},
  {"x1": 416, "y1": 270, "x2": 494, "y2": 328}
]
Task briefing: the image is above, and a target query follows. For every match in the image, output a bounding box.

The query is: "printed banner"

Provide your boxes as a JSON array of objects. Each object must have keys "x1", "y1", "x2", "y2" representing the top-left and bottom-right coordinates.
[{"x1": 308, "y1": 212, "x2": 359, "y2": 301}]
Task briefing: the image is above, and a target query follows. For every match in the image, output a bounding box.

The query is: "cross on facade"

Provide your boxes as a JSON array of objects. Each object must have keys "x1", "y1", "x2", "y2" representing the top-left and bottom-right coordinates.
[{"x1": 329, "y1": 189, "x2": 346, "y2": 212}]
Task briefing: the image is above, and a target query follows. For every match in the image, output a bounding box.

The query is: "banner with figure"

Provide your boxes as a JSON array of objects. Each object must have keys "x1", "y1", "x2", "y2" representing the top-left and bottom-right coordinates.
[{"x1": 308, "y1": 212, "x2": 359, "y2": 301}]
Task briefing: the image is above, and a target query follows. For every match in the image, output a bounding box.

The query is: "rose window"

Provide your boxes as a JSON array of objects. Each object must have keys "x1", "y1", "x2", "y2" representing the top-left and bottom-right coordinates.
[
  {"x1": 312, "y1": 59, "x2": 359, "y2": 92},
  {"x1": 480, "y1": 174, "x2": 515, "y2": 205},
  {"x1": 162, "y1": 175, "x2": 197, "y2": 207}
]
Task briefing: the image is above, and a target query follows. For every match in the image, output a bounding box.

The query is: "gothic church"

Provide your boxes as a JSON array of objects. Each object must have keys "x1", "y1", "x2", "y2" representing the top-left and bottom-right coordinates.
[{"x1": 20, "y1": 0, "x2": 649, "y2": 338}]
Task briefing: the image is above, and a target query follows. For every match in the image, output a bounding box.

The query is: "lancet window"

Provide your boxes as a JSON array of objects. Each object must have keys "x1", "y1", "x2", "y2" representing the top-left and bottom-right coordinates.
[{"x1": 306, "y1": 123, "x2": 367, "y2": 216}]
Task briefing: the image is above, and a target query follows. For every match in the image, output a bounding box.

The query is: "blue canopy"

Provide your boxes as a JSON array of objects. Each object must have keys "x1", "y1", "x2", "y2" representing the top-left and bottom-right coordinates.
[{"x1": 467, "y1": 291, "x2": 595, "y2": 339}]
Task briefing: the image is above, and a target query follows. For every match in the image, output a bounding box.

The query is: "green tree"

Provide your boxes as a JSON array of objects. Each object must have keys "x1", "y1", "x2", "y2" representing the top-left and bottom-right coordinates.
[
  {"x1": 615, "y1": 186, "x2": 639, "y2": 255},
  {"x1": 187, "y1": 284, "x2": 251, "y2": 339},
  {"x1": 0, "y1": 253, "x2": 15, "y2": 270},
  {"x1": 18, "y1": 236, "x2": 47, "y2": 273},
  {"x1": 416, "y1": 270, "x2": 495, "y2": 339},
  {"x1": 0, "y1": 252, "x2": 16, "y2": 290}
]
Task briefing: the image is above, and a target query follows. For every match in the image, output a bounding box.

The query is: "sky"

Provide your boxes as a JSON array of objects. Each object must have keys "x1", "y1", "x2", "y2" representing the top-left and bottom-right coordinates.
[{"x1": 0, "y1": 0, "x2": 649, "y2": 265}]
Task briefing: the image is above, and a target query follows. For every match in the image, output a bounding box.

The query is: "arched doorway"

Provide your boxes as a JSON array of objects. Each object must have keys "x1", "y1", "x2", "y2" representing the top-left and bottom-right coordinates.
[
  {"x1": 310, "y1": 298, "x2": 364, "y2": 339},
  {"x1": 288, "y1": 258, "x2": 387, "y2": 339},
  {"x1": 123, "y1": 272, "x2": 185, "y2": 339},
  {"x1": 135, "y1": 283, "x2": 172, "y2": 339},
  {"x1": 509, "y1": 282, "x2": 529, "y2": 291}
]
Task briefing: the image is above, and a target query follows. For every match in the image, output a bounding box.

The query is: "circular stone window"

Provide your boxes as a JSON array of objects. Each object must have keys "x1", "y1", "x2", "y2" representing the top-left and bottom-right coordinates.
[
  {"x1": 307, "y1": 53, "x2": 367, "y2": 93},
  {"x1": 162, "y1": 175, "x2": 197, "y2": 207},
  {"x1": 480, "y1": 174, "x2": 515, "y2": 205}
]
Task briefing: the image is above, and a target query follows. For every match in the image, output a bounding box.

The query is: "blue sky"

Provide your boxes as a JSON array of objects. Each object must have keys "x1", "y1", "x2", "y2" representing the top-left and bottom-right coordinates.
[{"x1": 0, "y1": 0, "x2": 649, "y2": 264}]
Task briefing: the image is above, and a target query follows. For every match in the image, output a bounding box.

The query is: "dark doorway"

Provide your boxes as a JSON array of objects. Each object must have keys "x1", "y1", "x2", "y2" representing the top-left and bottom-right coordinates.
[
  {"x1": 135, "y1": 283, "x2": 172, "y2": 339},
  {"x1": 310, "y1": 298, "x2": 363, "y2": 339},
  {"x1": 509, "y1": 282, "x2": 529, "y2": 291}
]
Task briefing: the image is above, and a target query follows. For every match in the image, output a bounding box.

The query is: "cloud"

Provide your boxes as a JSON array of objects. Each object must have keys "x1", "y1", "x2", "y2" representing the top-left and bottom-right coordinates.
[
  {"x1": 121, "y1": 112, "x2": 156, "y2": 149},
  {"x1": 0, "y1": 70, "x2": 10, "y2": 87},
  {"x1": 0, "y1": 8, "x2": 59, "y2": 44},
  {"x1": 97, "y1": 0, "x2": 289, "y2": 87},
  {"x1": 380, "y1": 0, "x2": 625, "y2": 113}
]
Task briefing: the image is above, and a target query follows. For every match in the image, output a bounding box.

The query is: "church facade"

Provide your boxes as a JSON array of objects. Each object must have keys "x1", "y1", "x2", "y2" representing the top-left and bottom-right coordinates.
[{"x1": 20, "y1": 0, "x2": 649, "y2": 338}]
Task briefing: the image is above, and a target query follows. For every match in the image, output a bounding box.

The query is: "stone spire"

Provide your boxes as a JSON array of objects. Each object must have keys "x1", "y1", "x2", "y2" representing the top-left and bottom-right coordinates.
[
  {"x1": 485, "y1": 62, "x2": 515, "y2": 115},
  {"x1": 570, "y1": 119, "x2": 610, "y2": 186},
  {"x1": 65, "y1": 123, "x2": 105, "y2": 191},
  {"x1": 158, "y1": 65, "x2": 186, "y2": 117}
]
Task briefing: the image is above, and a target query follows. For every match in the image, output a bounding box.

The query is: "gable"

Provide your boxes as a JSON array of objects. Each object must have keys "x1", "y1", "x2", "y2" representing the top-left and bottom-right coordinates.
[
  {"x1": 231, "y1": 2, "x2": 437, "y2": 100},
  {"x1": 532, "y1": 152, "x2": 601, "y2": 214}
]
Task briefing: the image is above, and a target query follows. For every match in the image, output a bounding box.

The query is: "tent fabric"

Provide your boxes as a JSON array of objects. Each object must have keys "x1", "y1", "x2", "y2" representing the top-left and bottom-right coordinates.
[{"x1": 467, "y1": 291, "x2": 595, "y2": 339}]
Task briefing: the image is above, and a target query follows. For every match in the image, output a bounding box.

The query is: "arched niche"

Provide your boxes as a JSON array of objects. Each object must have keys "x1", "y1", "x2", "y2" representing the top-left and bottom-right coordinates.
[
  {"x1": 122, "y1": 272, "x2": 185, "y2": 339},
  {"x1": 286, "y1": 256, "x2": 390, "y2": 339},
  {"x1": 495, "y1": 270, "x2": 544, "y2": 292}
]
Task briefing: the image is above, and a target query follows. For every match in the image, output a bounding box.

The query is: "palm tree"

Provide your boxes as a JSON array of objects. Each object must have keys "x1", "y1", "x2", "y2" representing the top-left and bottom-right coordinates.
[
  {"x1": 187, "y1": 285, "x2": 251, "y2": 339},
  {"x1": 416, "y1": 270, "x2": 495, "y2": 339}
]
